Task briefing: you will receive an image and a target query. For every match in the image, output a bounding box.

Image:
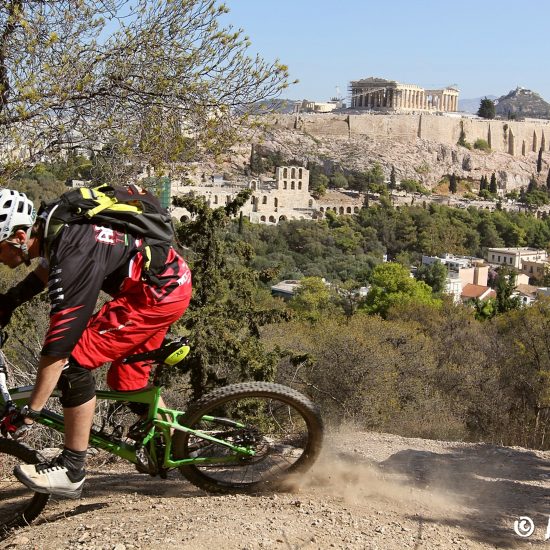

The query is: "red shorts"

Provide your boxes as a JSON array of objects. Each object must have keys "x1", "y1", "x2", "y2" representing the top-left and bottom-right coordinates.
[{"x1": 71, "y1": 280, "x2": 191, "y2": 391}]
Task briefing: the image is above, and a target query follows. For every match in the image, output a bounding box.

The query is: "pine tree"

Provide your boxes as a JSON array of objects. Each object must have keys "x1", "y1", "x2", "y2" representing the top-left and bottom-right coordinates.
[
  {"x1": 537, "y1": 147, "x2": 543, "y2": 173},
  {"x1": 527, "y1": 174, "x2": 537, "y2": 194},
  {"x1": 489, "y1": 173, "x2": 498, "y2": 194},
  {"x1": 480, "y1": 175, "x2": 487, "y2": 191},
  {"x1": 172, "y1": 190, "x2": 285, "y2": 397},
  {"x1": 389, "y1": 165, "x2": 397, "y2": 190},
  {"x1": 449, "y1": 173, "x2": 458, "y2": 194},
  {"x1": 477, "y1": 98, "x2": 496, "y2": 119}
]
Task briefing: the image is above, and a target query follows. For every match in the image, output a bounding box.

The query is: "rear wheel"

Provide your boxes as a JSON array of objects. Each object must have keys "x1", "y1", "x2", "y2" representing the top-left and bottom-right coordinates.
[
  {"x1": 173, "y1": 382, "x2": 323, "y2": 494},
  {"x1": 0, "y1": 438, "x2": 49, "y2": 538}
]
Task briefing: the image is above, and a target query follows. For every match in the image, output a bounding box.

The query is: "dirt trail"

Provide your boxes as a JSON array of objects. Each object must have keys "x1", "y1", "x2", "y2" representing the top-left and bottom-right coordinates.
[{"x1": 2, "y1": 431, "x2": 549, "y2": 550}]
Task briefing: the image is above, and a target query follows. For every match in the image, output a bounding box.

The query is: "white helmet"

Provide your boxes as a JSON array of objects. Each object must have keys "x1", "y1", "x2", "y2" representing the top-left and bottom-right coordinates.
[{"x1": 0, "y1": 188, "x2": 36, "y2": 242}]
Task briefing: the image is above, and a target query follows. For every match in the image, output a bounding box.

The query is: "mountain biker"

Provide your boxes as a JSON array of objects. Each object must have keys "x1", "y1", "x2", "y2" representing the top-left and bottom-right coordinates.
[{"x1": 0, "y1": 187, "x2": 192, "y2": 498}]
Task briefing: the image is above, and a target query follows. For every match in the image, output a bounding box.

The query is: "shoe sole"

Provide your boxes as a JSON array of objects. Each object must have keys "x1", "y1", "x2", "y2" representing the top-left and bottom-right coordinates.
[{"x1": 13, "y1": 467, "x2": 84, "y2": 499}]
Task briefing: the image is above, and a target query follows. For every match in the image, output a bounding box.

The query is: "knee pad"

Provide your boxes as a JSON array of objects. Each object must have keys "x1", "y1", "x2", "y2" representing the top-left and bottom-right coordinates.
[{"x1": 57, "y1": 358, "x2": 96, "y2": 408}]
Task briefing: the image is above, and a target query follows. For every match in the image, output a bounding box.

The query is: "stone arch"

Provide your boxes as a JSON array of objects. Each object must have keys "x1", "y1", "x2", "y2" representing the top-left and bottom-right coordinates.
[
  {"x1": 308, "y1": 199, "x2": 313, "y2": 207},
  {"x1": 279, "y1": 215, "x2": 287, "y2": 222},
  {"x1": 251, "y1": 180, "x2": 258, "y2": 191},
  {"x1": 291, "y1": 181, "x2": 295, "y2": 190},
  {"x1": 320, "y1": 207, "x2": 324, "y2": 212},
  {"x1": 260, "y1": 215, "x2": 266, "y2": 222},
  {"x1": 354, "y1": 207, "x2": 359, "y2": 213},
  {"x1": 291, "y1": 167, "x2": 296, "y2": 179},
  {"x1": 333, "y1": 207, "x2": 337, "y2": 212},
  {"x1": 262, "y1": 196, "x2": 267, "y2": 204},
  {"x1": 283, "y1": 181, "x2": 287, "y2": 190},
  {"x1": 283, "y1": 167, "x2": 288, "y2": 178},
  {"x1": 179, "y1": 215, "x2": 189, "y2": 222},
  {"x1": 214, "y1": 195, "x2": 218, "y2": 204},
  {"x1": 298, "y1": 168, "x2": 303, "y2": 178},
  {"x1": 298, "y1": 182, "x2": 302, "y2": 190},
  {"x1": 346, "y1": 207, "x2": 352, "y2": 214},
  {"x1": 522, "y1": 140, "x2": 526, "y2": 156},
  {"x1": 269, "y1": 216, "x2": 276, "y2": 223},
  {"x1": 274, "y1": 198, "x2": 278, "y2": 207},
  {"x1": 339, "y1": 207, "x2": 344, "y2": 215}
]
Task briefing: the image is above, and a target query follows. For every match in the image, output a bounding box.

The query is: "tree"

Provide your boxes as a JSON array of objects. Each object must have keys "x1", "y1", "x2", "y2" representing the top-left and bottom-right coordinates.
[
  {"x1": 479, "y1": 175, "x2": 487, "y2": 192},
  {"x1": 449, "y1": 173, "x2": 458, "y2": 194},
  {"x1": 547, "y1": 168, "x2": 550, "y2": 193},
  {"x1": 363, "y1": 263, "x2": 440, "y2": 318},
  {"x1": 537, "y1": 147, "x2": 544, "y2": 174},
  {"x1": 415, "y1": 261, "x2": 448, "y2": 294},
  {"x1": 489, "y1": 173, "x2": 498, "y2": 194},
  {"x1": 495, "y1": 267, "x2": 521, "y2": 314},
  {"x1": 477, "y1": 97, "x2": 496, "y2": 119},
  {"x1": 290, "y1": 277, "x2": 333, "y2": 322},
  {"x1": 527, "y1": 174, "x2": 538, "y2": 194},
  {"x1": 172, "y1": 190, "x2": 286, "y2": 397},
  {"x1": 389, "y1": 165, "x2": 397, "y2": 190},
  {"x1": 0, "y1": 1, "x2": 291, "y2": 180}
]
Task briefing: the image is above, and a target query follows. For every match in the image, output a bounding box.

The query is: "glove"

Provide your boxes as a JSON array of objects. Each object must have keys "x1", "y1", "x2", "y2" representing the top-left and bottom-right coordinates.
[{"x1": 0, "y1": 406, "x2": 36, "y2": 440}]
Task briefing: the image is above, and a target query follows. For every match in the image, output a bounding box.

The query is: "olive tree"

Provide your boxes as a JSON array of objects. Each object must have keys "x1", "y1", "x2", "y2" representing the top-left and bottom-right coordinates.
[{"x1": 0, "y1": 0, "x2": 291, "y2": 180}]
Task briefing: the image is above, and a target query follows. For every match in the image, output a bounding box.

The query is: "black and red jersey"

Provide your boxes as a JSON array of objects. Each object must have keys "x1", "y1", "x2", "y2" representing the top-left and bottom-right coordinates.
[{"x1": 41, "y1": 222, "x2": 191, "y2": 358}]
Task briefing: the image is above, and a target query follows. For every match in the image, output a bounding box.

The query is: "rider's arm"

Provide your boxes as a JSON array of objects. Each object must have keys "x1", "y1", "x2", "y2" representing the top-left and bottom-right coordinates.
[
  {"x1": 0, "y1": 261, "x2": 48, "y2": 327},
  {"x1": 28, "y1": 355, "x2": 68, "y2": 412}
]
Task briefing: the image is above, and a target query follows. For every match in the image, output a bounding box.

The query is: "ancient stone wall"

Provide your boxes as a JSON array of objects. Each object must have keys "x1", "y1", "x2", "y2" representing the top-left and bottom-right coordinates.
[{"x1": 271, "y1": 114, "x2": 550, "y2": 156}]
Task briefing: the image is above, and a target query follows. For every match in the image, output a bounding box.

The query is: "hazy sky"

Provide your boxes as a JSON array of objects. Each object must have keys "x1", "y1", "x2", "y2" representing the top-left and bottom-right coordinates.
[{"x1": 222, "y1": 0, "x2": 550, "y2": 103}]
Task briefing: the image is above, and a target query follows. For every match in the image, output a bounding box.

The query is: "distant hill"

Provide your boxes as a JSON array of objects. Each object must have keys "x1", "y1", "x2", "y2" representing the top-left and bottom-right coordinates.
[
  {"x1": 458, "y1": 95, "x2": 497, "y2": 114},
  {"x1": 246, "y1": 98, "x2": 300, "y2": 115},
  {"x1": 495, "y1": 87, "x2": 550, "y2": 120}
]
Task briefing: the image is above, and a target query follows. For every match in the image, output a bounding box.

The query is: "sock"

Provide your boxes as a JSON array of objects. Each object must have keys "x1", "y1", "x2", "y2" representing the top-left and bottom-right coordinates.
[{"x1": 58, "y1": 447, "x2": 87, "y2": 481}]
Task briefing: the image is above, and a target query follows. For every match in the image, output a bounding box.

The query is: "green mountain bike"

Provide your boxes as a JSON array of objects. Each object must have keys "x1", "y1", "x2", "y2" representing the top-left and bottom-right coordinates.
[{"x1": 0, "y1": 332, "x2": 323, "y2": 536}]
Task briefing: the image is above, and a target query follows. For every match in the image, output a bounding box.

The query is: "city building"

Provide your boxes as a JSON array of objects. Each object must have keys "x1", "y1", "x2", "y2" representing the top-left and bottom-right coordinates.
[{"x1": 485, "y1": 247, "x2": 548, "y2": 270}]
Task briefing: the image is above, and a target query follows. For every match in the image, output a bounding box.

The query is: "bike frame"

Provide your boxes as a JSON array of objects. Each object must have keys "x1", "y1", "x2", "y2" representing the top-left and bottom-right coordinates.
[{"x1": 2, "y1": 382, "x2": 255, "y2": 471}]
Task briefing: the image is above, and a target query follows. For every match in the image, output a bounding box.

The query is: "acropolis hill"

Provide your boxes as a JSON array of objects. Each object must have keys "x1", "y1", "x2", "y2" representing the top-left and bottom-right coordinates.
[{"x1": 247, "y1": 111, "x2": 550, "y2": 192}]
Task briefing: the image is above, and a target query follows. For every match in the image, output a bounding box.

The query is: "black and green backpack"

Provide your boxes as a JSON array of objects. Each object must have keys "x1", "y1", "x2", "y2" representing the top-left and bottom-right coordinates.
[{"x1": 39, "y1": 184, "x2": 175, "y2": 285}]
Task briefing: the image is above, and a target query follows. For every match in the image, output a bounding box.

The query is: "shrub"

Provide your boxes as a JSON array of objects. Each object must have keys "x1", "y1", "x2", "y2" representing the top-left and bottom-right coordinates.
[{"x1": 473, "y1": 139, "x2": 491, "y2": 152}]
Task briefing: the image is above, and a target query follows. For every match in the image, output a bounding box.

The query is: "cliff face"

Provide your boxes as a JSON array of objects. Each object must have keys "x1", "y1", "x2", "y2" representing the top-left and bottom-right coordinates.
[
  {"x1": 495, "y1": 87, "x2": 550, "y2": 120},
  {"x1": 256, "y1": 125, "x2": 545, "y2": 192}
]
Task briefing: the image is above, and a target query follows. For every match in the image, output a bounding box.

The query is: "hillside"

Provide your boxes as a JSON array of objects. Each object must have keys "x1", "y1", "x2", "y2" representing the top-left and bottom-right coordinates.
[
  {"x1": 2, "y1": 431, "x2": 549, "y2": 549},
  {"x1": 230, "y1": 121, "x2": 548, "y2": 193},
  {"x1": 495, "y1": 87, "x2": 550, "y2": 120}
]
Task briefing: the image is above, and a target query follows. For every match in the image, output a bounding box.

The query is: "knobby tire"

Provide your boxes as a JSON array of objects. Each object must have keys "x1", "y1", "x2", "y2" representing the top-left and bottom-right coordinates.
[
  {"x1": 0, "y1": 438, "x2": 50, "y2": 538},
  {"x1": 173, "y1": 382, "x2": 323, "y2": 494}
]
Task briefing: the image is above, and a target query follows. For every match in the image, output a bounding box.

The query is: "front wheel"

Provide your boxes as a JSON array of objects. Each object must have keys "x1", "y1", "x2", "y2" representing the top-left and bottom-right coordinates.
[
  {"x1": 0, "y1": 438, "x2": 50, "y2": 538},
  {"x1": 173, "y1": 382, "x2": 323, "y2": 494}
]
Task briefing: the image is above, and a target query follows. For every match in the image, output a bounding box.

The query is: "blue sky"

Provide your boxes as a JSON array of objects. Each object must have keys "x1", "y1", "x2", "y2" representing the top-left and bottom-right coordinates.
[{"x1": 222, "y1": 0, "x2": 550, "y2": 103}]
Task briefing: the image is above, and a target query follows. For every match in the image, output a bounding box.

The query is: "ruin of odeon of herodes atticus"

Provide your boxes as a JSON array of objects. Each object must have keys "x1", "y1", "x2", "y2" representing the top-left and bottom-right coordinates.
[{"x1": 170, "y1": 166, "x2": 363, "y2": 225}]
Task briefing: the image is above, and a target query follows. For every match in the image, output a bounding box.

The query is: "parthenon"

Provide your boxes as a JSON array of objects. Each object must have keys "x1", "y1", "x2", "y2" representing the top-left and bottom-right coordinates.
[{"x1": 349, "y1": 77, "x2": 459, "y2": 112}]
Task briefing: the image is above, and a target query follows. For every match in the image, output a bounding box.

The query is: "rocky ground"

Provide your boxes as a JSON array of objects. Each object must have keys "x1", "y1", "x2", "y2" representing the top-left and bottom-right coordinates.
[{"x1": 1, "y1": 431, "x2": 549, "y2": 550}]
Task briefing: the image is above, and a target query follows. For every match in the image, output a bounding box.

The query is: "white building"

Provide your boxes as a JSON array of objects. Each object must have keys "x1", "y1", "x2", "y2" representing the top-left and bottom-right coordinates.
[{"x1": 486, "y1": 247, "x2": 548, "y2": 270}]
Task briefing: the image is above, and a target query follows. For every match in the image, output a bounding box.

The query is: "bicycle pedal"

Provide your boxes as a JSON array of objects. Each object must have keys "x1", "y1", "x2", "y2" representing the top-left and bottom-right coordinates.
[{"x1": 135, "y1": 445, "x2": 157, "y2": 475}]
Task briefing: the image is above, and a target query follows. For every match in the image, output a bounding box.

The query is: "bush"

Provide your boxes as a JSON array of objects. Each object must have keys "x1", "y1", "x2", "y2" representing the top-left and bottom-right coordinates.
[{"x1": 473, "y1": 139, "x2": 491, "y2": 152}]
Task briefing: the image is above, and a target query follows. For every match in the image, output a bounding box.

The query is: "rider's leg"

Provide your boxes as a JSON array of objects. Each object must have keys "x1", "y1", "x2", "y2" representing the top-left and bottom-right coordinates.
[
  {"x1": 64, "y1": 397, "x2": 96, "y2": 451},
  {"x1": 14, "y1": 361, "x2": 96, "y2": 498}
]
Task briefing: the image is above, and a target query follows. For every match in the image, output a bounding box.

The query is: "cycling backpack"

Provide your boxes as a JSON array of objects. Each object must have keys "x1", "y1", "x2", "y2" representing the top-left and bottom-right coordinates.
[{"x1": 39, "y1": 184, "x2": 175, "y2": 285}]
